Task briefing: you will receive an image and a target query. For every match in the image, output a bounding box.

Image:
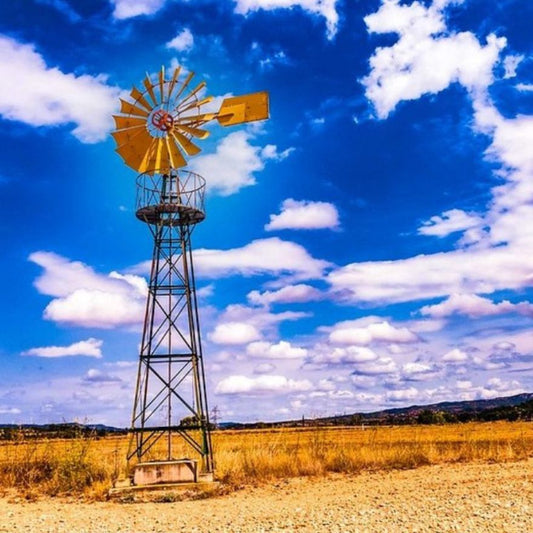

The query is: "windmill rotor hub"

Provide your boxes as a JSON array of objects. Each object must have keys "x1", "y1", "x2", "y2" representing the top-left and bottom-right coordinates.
[{"x1": 151, "y1": 109, "x2": 174, "y2": 132}]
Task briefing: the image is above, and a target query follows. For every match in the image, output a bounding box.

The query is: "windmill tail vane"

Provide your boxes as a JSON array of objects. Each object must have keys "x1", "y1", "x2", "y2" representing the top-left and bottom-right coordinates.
[{"x1": 112, "y1": 65, "x2": 269, "y2": 175}]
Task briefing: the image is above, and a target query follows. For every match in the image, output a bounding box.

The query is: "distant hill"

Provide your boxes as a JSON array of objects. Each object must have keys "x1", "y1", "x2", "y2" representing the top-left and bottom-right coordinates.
[
  {"x1": 220, "y1": 392, "x2": 533, "y2": 429},
  {"x1": 321, "y1": 392, "x2": 533, "y2": 425}
]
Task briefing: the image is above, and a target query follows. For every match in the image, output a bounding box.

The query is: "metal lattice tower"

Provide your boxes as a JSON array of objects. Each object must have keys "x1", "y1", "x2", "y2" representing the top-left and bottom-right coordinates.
[
  {"x1": 111, "y1": 66, "x2": 268, "y2": 479},
  {"x1": 127, "y1": 169, "x2": 213, "y2": 473}
]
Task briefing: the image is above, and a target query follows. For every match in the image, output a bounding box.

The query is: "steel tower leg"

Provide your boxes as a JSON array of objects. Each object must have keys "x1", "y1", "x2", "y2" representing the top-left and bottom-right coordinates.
[{"x1": 128, "y1": 173, "x2": 213, "y2": 474}]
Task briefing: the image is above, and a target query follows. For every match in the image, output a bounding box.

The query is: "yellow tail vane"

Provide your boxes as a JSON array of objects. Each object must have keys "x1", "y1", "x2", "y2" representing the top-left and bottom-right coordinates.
[{"x1": 112, "y1": 66, "x2": 270, "y2": 174}]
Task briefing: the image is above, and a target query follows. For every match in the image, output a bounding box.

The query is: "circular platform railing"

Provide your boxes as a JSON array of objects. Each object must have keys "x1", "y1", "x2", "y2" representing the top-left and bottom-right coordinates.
[{"x1": 135, "y1": 170, "x2": 206, "y2": 226}]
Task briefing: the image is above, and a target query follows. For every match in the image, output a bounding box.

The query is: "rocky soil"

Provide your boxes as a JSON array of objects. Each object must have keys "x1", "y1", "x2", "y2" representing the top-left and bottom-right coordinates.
[{"x1": 1, "y1": 460, "x2": 532, "y2": 532}]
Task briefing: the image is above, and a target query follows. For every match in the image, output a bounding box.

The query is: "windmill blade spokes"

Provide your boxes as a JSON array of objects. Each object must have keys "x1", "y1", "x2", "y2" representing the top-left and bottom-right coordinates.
[
  {"x1": 158, "y1": 66, "x2": 165, "y2": 103},
  {"x1": 143, "y1": 73, "x2": 158, "y2": 107},
  {"x1": 176, "y1": 112, "x2": 218, "y2": 126},
  {"x1": 173, "y1": 71, "x2": 194, "y2": 103},
  {"x1": 111, "y1": 125, "x2": 147, "y2": 148},
  {"x1": 176, "y1": 123, "x2": 210, "y2": 140},
  {"x1": 113, "y1": 115, "x2": 147, "y2": 130},
  {"x1": 179, "y1": 81, "x2": 206, "y2": 108},
  {"x1": 171, "y1": 130, "x2": 201, "y2": 156},
  {"x1": 167, "y1": 66, "x2": 181, "y2": 101},
  {"x1": 178, "y1": 96, "x2": 213, "y2": 115},
  {"x1": 130, "y1": 86, "x2": 153, "y2": 112},
  {"x1": 120, "y1": 99, "x2": 150, "y2": 118},
  {"x1": 165, "y1": 136, "x2": 187, "y2": 169}
]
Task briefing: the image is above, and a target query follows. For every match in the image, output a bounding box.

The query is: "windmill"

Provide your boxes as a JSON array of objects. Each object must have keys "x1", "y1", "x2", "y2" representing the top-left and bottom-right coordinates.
[{"x1": 112, "y1": 66, "x2": 269, "y2": 484}]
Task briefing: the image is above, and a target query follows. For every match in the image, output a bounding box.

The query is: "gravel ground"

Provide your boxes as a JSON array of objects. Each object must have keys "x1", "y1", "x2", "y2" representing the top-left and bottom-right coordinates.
[{"x1": 1, "y1": 460, "x2": 532, "y2": 532}]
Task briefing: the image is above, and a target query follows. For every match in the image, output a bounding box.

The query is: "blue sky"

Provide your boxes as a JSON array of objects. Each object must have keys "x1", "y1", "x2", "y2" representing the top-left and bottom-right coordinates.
[{"x1": 0, "y1": 0, "x2": 532, "y2": 425}]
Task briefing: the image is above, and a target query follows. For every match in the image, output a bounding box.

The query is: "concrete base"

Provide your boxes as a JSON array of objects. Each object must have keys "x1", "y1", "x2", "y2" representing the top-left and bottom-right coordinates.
[
  {"x1": 109, "y1": 472, "x2": 219, "y2": 501},
  {"x1": 133, "y1": 459, "x2": 198, "y2": 485}
]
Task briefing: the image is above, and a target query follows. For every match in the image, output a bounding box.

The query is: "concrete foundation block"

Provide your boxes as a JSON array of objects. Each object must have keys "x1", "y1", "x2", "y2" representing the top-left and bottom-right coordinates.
[{"x1": 133, "y1": 459, "x2": 198, "y2": 486}]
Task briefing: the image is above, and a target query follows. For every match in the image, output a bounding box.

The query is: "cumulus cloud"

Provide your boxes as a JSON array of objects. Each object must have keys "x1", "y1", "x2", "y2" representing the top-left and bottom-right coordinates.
[
  {"x1": 0, "y1": 35, "x2": 120, "y2": 142},
  {"x1": 190, "y1": 131, "x2": 291, "y2": 196},
  {"x1": 215, "y1": 374, "x2": 312, "y2": 395},
  {"x1": 503, "y1": 54, "x2": 524, "y2": 79},
  {"x1": 401, "y1": 362, "x2": 440, "y2": 381},
  {"x1": 247, "y1": 284, "x2": 324, "y2": 306},
  {"x1": 362, "y1": 0, "x2": 506, "y2": 118},
  {"x1": 192, "y1": 237, "x2": 331, "y2": 280},
  {"x1": 265, "y1": 198, "x2": 340, "y2": 231},
  {"x1": 329, "y1": 319, "x2": 418, "y2": 345},
  {"x1": 385, "y1": 387, "x2": 418, "y2": 402},
  {"x1": 209, "y1": 303, "x2": 309, "y2": 348},
  {"x1": 351, "y1": 356, "x2": 398, "y2": 376},
  {"x1": 83, "y1": 368, "x2": 122, "y2": 383},
  {"x1": 111, "y1": 0, "x2": 166, "y2": 19},
  {"x1": 166, "y1": 28, "x2": 194, "y2": 52},
  {"x1": 327, "y1": 245, "x2": 533, "y2": 305},
  {"x1": 307, "y1": 345, "x2": 379, "y2": 366},
  {"x1": 29, "y1": 251, "x2": 147, "y2": 329},
  {"x1": 418, "y1": 209, "x2": 484, "y2": 238},
  {"x1": 420, "y1": 293, "x2": 533, "y2": 318},
  {"x1": 208, "y1": 322, "x2": 262, "y2": 345},
  {"x1": 21, "y1": 338, "x2": 103, "y2": 358},
  {"x1": 233, "y1": 0, "x2": 340, "y2": 39},
  {"x1": 442, "y1": 348, "x2": 469, "y2": 362},
  {"x1": 246, "y1": 340, "x2": 307, "y2": 359}
]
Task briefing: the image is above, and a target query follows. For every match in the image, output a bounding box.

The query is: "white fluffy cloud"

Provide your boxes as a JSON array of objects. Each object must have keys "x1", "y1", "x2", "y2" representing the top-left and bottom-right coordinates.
[
  {"x1": 233, "y1": 0, "x2": 340, "y2": 39},
  {"x1": 215, "y1": 374, "x2": 312, "y2": 395},
  {"x1": 362, "y1": 0, "x2": 505, "y2": 118},
  {"x1": 247, "y1": 284, "x2": 324, "y2": 305},
  {"x1": 21, "y1": 338, "x2": 103, "y2": 358},
  {"x1": 30, "y1": 252, "x2": 147, "y2": 329},
  {"x1": 421, "y1": 293, "x2": 533, "y2": 318},
  {"x1": 418, "y1": 209, "x2": 483, "y2": 238},
  {"x1": 307, "y1": 345, "x2": 379, "y2": 366},
  {"x1": 246, "y1": 340, "x2": 307, "y2": 359},
  {"x1": 111, "y1": 0, "x2": 166, "y2": 19},
  {"x1": 329, "y1": 319, "x2": 418, "y2": 345},
  {"x1": 166, "y1": 28, "x2": 194, "y2": 52},
  {"x1": 192, "y1": 237, "x2": 330, "y2": 280},
  {"x1": 0, "y1": 35, "x2": 120, "y2": 143},
  {"x1": 327, "y1": 245, "x2": 533, "y2": 304},
  {"x1": 209, "y1": 322, "x2": 262, "y2": 345},
  {"x1": 442, "y1": 348, "x2": 468, "y2": 362},
  {"x1": 265, "y1": 198, "x2": 340, "y2": 231},
  {"x1": 190, "y1": 131, "x2": 290, "y2": 196}
]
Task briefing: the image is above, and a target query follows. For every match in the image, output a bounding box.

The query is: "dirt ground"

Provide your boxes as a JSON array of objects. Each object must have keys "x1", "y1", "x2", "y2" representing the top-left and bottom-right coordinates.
[{"x1": 1, "y1": 460, "x2": 532, "y2": 532}]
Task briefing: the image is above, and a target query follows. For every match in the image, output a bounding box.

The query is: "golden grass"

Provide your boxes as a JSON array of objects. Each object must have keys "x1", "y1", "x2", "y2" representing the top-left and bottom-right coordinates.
[{"x1": 0, "y1": 421, "x2": 532, "y2": 499}]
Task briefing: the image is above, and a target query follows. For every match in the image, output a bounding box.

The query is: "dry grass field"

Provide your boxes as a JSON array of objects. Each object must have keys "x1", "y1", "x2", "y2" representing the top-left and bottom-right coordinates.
[{"x1": 0, "y1": 421, "x2": 532, "y2": 500}]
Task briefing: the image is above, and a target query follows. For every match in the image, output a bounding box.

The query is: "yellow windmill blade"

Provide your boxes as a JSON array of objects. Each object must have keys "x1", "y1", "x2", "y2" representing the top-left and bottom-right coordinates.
[
  {"x1": 173, "y1": 71, "x2": 194, "y2": 102},
  {"x1": 130, "y1": 86, "x2": 153, "y2": 112},
  {"x1": 113, "y1": 115, "x2": 147, "y2": 130},
  {"x1": 165, "y1": 136, "x2": 187, "y2": 168},
  {"x1": 176, "y1": 112, "x2": 218, "y2": 126},
  {"x1": 217, "y1": 91, "x2": 269, "y2": 126},
  {"x1": 120, "y1": 99, "x2": 150, "y2": 118},
  {"x1": 143, "y1": 73, "x2": 158, "y2": 107},
  {"x1": 179, "y1": 81, "x2": 207, "y2": 108},
  {"x1": 175, "y1": 123, "x2": 210, "y2": 140},
  {"x1": 179, "y1": 96, "x2": 214, "y2": 115},
  {"x1": 116, "y1": 128, "x2": 155, "y2": 171},
  {"x1": 158, "y1": 66, "x2": 165, "y2": 103},
  {"x1": 111, "y1": 125, "x2": 147, "y2": 148},
  {"x1": 171, "y1": 130, "x2": 201, "y2": 156},
  {"x1": 167, "y1": 66, "x2": 181, "y2": 101}
]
